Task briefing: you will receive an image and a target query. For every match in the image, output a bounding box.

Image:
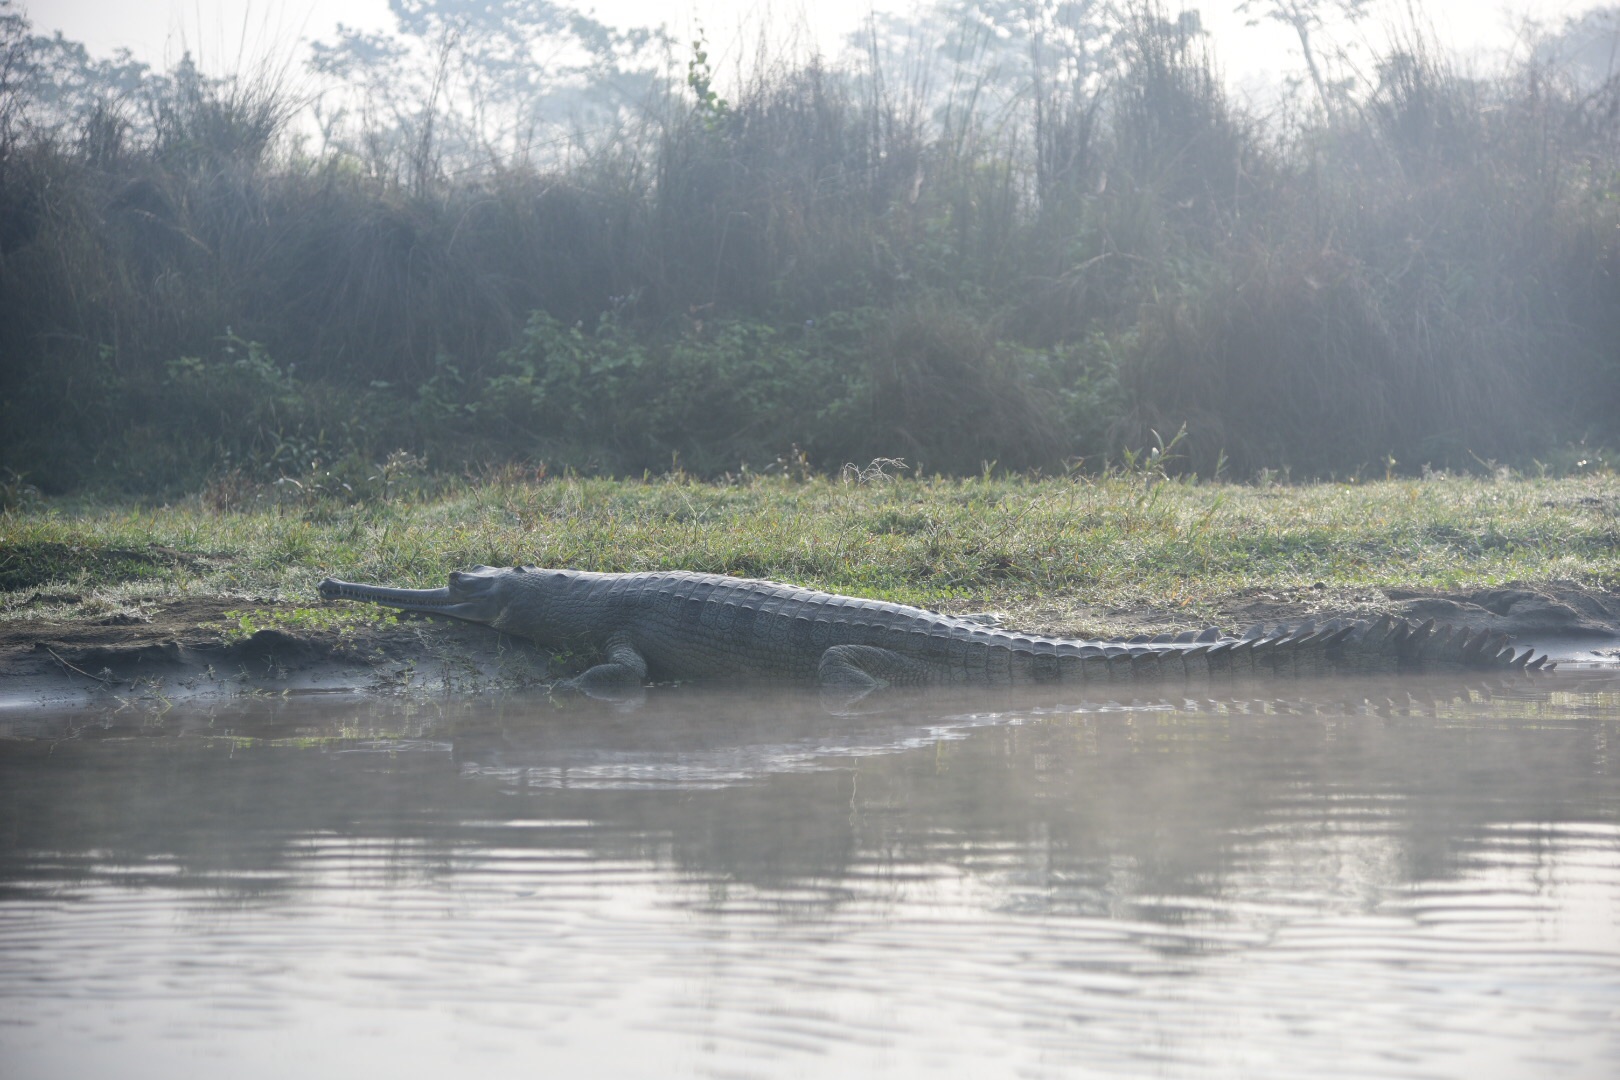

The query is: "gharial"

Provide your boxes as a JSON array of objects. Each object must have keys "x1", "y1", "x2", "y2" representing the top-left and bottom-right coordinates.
[{"x1": 318, "y1": 566, "x2": 1556, "y2": 701}]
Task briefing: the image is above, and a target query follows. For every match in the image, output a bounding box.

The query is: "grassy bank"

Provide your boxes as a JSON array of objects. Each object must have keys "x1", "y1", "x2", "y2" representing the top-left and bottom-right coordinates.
[{"x1": 5, "y1": 473, "x2": 1618, "y2": 637}]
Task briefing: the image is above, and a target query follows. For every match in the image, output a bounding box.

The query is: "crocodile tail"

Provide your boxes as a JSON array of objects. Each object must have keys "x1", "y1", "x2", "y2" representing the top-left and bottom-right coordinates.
[
  {"x1": 1327, "y1": 615, "x2": 1554, "y2": 673},
  {"x1": 1190, "y1": 616, "x2": 1553, "y2": 676}
]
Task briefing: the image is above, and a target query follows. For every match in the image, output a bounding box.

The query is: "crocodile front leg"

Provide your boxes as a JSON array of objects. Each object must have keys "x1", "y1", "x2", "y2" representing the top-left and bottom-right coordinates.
[{"x1": 556, "y1": 634, "x2": 649, "y2": 701}]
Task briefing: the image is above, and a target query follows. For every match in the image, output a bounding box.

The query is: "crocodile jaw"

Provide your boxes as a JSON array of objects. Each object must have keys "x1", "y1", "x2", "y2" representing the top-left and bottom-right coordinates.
[{"x1": 318, "y1": 566, "x2": 510, "y2": 625}]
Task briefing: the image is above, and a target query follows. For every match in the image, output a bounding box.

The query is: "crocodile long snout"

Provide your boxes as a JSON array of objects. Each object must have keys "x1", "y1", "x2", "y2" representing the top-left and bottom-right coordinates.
[{"x1": 319, "y1": 578, "x2": 456, "y2": 610}]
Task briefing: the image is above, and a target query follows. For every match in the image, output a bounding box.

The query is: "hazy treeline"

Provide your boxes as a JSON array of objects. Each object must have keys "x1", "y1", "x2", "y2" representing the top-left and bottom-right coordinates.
[{"x1": 1, "y1": 0, "x2": 1618, "y2": 495}]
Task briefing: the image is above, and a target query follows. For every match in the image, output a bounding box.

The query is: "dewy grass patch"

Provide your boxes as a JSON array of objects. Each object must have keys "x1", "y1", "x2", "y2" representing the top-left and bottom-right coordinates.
[{"x1": 4, "y1": 472, "x2": 1617, "y2": 631}]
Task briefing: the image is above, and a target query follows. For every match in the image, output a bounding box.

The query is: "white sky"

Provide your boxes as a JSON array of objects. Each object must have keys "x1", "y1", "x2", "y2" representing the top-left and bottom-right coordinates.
[{"x1": 20, "y1": 0, "x2": 1612, "y2": 86}]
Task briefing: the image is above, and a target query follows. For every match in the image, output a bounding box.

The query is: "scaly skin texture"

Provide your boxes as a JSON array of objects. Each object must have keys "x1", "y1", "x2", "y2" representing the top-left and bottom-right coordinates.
[{"x1": 318, "y1": 566, "x2": 1555, "y2": 701}]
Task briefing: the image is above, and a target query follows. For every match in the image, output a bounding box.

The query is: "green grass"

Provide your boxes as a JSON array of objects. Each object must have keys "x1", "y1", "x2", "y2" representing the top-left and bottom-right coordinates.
[
  {"x1": 221, "y1": 605, "x2": 398, "y2": 643},
  {"x1": 4, "y1": 472, "x2": 1616, "y2": 635}
]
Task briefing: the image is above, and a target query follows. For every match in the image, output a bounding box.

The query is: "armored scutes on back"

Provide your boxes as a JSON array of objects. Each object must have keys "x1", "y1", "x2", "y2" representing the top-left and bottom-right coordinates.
[{"x1": 317, "y1": 566, "x2": 1556, "y2": 702}]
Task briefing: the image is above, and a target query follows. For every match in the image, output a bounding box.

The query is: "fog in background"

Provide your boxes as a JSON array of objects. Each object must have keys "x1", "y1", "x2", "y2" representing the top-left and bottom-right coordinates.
[
  {"x1": 3, "y1": 0, "x2": 1618, "y2": 493},
  {"x1": 27, "y1": 0, "x2": 1612, "y2": 97}
]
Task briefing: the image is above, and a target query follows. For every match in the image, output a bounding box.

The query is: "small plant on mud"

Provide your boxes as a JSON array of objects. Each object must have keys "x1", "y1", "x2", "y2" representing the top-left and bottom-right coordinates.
[
  {"x1": 841, "y1": 457, "x2": 909, "y2": 485},
  {"x1": 0, "y1": 469, "x2": 42, "y2": 512},
  {"x1": 369, "y1": 450, "x2": 430, "y2": 503},
  {"x1": 1115, "y1": 424, "x2": 1190, "y2": 481},
  {"x1": 767, "y1": 444, "x2": 815, "y2": 483},
  {"x1": 223, "y1": 606, "x2": 396, "y2": 642}
]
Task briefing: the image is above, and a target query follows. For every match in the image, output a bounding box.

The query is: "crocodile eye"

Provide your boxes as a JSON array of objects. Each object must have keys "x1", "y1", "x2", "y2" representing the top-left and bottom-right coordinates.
[{"x1": 512, "y1": 565, "x2": 524, "y2": 572}]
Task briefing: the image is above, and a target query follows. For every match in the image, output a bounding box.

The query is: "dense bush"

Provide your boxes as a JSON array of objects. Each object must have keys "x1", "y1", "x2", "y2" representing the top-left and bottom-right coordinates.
[{"x1": 1, "y1": 2, "x2": 1616, "y2": 493}]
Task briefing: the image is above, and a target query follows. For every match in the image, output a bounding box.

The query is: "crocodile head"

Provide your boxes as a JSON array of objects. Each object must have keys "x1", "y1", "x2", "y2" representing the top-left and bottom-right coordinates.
[{"x1": 319, "y1": 565, "x2": 521, "y2": 627}]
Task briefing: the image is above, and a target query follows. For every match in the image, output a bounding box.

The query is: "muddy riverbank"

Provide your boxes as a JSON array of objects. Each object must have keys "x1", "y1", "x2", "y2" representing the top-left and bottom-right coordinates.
[{"x1": 5, "y1": 582, "x2": 1619, "y2": 711}]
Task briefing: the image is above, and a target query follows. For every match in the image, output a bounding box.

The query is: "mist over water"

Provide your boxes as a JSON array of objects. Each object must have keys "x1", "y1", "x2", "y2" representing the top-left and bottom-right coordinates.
[{"x1": 3, "y1": 677, "x2": 1619, "y2": 1078}]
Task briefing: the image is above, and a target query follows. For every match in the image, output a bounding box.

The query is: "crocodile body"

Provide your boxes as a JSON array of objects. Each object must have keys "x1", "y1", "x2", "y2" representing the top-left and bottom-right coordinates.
[{"x1": 318, "y1": 567, "x2": 1554, "y2": 700}]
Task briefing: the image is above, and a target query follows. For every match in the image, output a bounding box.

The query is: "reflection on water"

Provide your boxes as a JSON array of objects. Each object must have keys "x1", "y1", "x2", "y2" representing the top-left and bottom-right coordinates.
[{"x1": 2, "y1": 677, "x2": 1619, "y2": 1078}]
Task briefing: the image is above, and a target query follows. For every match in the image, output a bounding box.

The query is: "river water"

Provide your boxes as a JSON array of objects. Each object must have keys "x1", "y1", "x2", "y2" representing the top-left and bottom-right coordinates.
[{"x1": 3, "y1": 675, "x2": 1619, "y2": 1078}]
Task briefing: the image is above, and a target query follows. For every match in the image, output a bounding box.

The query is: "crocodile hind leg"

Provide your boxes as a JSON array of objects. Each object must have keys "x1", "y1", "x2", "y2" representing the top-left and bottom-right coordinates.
[
  {"x1": 817, "y1": 644, "x2": 935, "y2": 708},
  {"x1": 555, "y1": 634, "x2": 649, "y2": 702}
]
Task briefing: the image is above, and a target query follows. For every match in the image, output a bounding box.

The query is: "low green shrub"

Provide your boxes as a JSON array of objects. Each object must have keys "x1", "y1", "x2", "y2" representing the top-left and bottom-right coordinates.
[{"x1": 1, "y1": 4, "x2": 1616, "y2": 492}]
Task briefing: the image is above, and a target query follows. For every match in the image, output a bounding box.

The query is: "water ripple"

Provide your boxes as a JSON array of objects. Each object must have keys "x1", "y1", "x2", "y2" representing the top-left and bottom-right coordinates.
[{"x1": 3, "y1": 681, "x2": 1620, "y2": 1078}]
